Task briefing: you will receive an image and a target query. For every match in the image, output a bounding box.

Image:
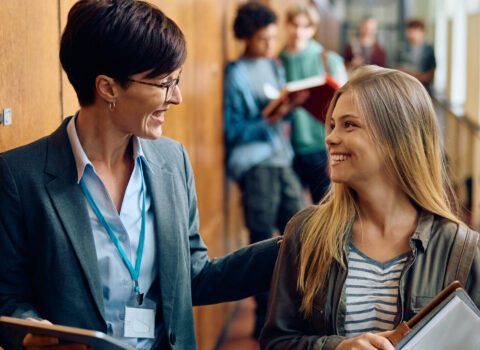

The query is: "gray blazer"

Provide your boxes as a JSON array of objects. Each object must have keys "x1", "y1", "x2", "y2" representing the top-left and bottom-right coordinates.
[{"x1": 0, "y1": 117, "x2": 280, "y2": 349}]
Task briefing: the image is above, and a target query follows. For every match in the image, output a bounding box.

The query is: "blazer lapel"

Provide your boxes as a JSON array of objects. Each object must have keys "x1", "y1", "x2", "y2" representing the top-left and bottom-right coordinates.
[
  {"x1": 141, "y1": 143, "x2": 180, "y2": 329},
  {"x1": 44, "y1": 120, "x2": 106, "y2": 323}
]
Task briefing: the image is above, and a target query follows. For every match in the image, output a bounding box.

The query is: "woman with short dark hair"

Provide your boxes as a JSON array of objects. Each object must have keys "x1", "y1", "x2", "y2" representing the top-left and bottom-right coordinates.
[{"x1": 0, "y1": 1, "x2": 281, "y2": 349}]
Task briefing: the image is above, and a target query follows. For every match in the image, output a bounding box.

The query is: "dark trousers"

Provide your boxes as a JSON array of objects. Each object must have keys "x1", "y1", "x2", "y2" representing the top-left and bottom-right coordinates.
[
  {"x1": 239, "y1": 165, "x2": 303, "y2": 336},
  {"x1": 293, "y1": 151, "x2": 330, "y2": 204}
]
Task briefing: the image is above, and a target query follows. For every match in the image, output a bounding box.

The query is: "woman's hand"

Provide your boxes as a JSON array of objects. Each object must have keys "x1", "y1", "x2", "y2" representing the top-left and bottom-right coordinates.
[
  {"x1": 336, "y1": 331, "x2": 395, "y2": 350},
  {"x1": 23, "y1": 318, "x2": 89, "y2": 350}
]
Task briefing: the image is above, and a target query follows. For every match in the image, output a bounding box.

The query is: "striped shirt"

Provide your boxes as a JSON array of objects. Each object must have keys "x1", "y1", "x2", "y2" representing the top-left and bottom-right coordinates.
[{"x1": 344, "y1": 242, "x2": 410, "y2": 337}]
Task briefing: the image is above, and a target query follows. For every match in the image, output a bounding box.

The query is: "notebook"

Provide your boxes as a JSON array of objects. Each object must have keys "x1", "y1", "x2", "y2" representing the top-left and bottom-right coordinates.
[
  {"x1": 261, "y1": 75, "x2": 339, "y2": 123},
  {"x1": 388, "y1": 281, "x2": 480, "y2": 349},
  {"x1": 0, "y1": 316, "x2": 134, "y2": 350}
]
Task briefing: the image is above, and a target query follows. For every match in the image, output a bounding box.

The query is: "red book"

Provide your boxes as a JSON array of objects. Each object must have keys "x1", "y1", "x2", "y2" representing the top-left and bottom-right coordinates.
[{"x1": 262, "y1": 75, "x2": 340, "y2": 123}]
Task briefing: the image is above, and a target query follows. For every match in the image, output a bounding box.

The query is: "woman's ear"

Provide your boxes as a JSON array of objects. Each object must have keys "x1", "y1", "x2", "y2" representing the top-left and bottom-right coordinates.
[{"x1": 95, "y1": 75, "x2": 117, "y2": 104}]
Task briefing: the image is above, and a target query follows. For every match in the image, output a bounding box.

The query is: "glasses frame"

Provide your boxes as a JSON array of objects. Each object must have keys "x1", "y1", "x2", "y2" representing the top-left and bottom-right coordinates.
[{"x1": 127, "y1": 75, "x2": 181, "y2": 102}]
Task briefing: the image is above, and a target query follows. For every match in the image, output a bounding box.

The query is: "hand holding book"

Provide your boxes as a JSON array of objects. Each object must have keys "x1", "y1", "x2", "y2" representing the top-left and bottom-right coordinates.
[
  {"x1": 264, "y1": 90, "x2": 310, "y2": 124},
  {"x1": 22, "y1": 318, "x2": 88, "y2": 350},
  {"x1": 387, "y1": 281, "x2": 480, "y2": 349},
  {"x1": 262, "y1": 75, "x2": 340, "y2": 124}
]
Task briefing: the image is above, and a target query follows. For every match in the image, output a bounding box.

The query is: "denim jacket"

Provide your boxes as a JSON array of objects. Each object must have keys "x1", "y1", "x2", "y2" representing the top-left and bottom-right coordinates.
[
  {"x1": 260, "y1": 207, "x2": 480, "y2": 350},
  {"x1": 223, "y1": 58, "x2": 293, "y2": 181}
]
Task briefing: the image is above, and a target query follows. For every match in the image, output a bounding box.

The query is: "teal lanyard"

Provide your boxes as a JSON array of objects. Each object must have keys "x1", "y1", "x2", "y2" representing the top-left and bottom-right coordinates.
[{"x1": 80, "y1": 159, "x2": 146, "y2": 305}]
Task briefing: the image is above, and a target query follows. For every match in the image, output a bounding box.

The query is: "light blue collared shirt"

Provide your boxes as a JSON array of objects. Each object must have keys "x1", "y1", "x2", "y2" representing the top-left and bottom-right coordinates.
[{"x1": 67, "y1": 117, "x2": 159, "y2": 349}]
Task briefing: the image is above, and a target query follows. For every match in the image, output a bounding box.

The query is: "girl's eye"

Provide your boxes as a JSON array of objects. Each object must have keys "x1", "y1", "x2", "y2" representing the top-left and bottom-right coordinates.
[
  {"x1": 344, "y1": 121, "x2": 356, "y2": 129},
  {"x1": 330, "y1": 123, "x2": 335, "y2": 130}
]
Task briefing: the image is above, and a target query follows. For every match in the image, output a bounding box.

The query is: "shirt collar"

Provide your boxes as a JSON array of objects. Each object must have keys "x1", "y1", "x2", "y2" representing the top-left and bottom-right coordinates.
[
  {"x1": 410, "y1": 209, "x2": 435, "y2": 250},
  {"x1": 66, "y1": 114, "x2": 150, "y2": 183}
]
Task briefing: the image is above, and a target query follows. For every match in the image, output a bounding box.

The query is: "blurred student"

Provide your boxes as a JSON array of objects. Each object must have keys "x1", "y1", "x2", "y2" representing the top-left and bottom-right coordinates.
[
  {"x1": 0, "y1": 1, "x2": 282, "y2": 349},
  {"x1": 223, "y1": 1, "x2": 304, "y2": 338},
  {"x1": 344, "y1": 16, "x2": 386, "y2": 70},
  {"x1": 280, "y1": 5, "x2": 347, "y2": 204},
  {"x1": 397, "y1": 19, "x2": 436, "y2": 94}
]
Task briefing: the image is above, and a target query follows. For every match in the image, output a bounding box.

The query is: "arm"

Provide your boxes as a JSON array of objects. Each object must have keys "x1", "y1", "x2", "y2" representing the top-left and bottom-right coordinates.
[
  {"x1": 260, "y1": 209, "x2": 345, "y2": 350},
  {"x1": 0, "y1": 156, "x2": 40, "y2": 320},
  {"x1": 0, "y1": 157, "x2": 86, "y2": 349},
  {"x1": 223, "y1": 63, "x2": 272, "y2": 148},
  {"x1": 177, "y1": 145, "x2": 280, "y2": 305}
]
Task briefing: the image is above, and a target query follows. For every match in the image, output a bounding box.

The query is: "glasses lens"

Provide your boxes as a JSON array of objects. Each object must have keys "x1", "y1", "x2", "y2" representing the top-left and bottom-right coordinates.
[{"x1": 166, "y1": 78, "x2": 179, "y2": 101}]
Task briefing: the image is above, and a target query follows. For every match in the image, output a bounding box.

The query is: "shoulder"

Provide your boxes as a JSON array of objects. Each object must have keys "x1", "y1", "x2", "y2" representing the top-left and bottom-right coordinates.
[
  {"x1": 283, "y1": 206, "x2": 317, "y2": 244},
  {"x1": 307, "y1": 39, "x2": 322, "y2": 53},
  {"x1": 1, "y1": 136, "x2": 48, "y2": 163},
  {"x1": 424, "y1": 43, "x2": 435, "y2": 51},
  {"x1": 225, "y1": 59, "x2": 247, "y2": 75},
  {"x1": 373, "y1": 42, "x2": 385, "y2": 51},
  {"x1": 140, "y1": 136, "x2": 189, "y2": 169},
  {"x1": 326, "y1": 50, "x2": 345, "y2": 64},
  {"x1": 0, "y1": 135, "x2": 50, "y2": 178},
  {"x1": 429, "y1": 215, "x2": 479, "y2": 248}
]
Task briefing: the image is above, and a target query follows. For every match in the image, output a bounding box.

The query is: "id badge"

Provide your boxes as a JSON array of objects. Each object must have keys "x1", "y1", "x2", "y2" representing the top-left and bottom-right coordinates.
[{"x1": 124, "y1": 296, "x2": 155, "y2": 339}]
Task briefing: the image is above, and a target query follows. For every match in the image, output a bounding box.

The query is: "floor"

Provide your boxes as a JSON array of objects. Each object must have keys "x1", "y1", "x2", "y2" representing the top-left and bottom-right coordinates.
[{"x1": 217, "y1": 297, "x2": 259, "y2": 350}]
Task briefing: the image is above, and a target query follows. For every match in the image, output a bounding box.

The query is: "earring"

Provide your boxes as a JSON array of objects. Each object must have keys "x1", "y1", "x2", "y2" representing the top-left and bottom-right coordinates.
[{"x1": 109, "y1": 100, "x2": 116, "y2": 112}]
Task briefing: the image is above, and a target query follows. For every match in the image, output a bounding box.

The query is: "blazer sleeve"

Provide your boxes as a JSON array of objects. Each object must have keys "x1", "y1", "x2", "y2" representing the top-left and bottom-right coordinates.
[
  {"x1": 260, "y1": 208, "x2": 345, "y2": 350},
  {"x1": 178, "y1": 145, "x2": 280, "y2": 305},
  {"x1": 0, "y1": 156, "x2": 41, "y2": 320}
]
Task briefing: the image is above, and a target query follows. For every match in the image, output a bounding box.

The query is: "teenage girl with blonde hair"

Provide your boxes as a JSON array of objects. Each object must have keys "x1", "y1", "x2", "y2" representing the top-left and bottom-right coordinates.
[{"x1": 260, "y1": 65, "x2": 480, "y2": 350}]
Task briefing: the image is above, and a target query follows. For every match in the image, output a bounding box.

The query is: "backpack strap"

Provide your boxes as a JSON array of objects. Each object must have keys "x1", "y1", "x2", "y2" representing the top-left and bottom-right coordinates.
[{"x1": 444, "y1": 223, "x2": 479, "y2": 288}]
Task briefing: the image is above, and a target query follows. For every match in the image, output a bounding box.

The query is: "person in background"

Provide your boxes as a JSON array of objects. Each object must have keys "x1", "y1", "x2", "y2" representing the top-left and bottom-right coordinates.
[
  {"x1": 344, "y1": 16, "x2": 386, "y2": 71},
  {"x1": 260, "y1": 66, "x2": 480, "y2": 349},
  {"x1": 0, "y1": 1, "x2": 282, "y2": 349},
  {"x1": 223, "y1": 1, "x2": 304, "y2": 338},
  {"x1": 280, "y1": 4, "x2": 347, "y2": 204},
  {"x1": 397, "y1": 19, "x2": 436, "y2": 94}
]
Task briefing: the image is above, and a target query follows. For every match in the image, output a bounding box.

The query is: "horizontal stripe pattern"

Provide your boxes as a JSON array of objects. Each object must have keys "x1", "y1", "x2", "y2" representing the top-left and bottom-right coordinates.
[{"x1": 344, "y1": 243, "x2": 409, "y2": 337}]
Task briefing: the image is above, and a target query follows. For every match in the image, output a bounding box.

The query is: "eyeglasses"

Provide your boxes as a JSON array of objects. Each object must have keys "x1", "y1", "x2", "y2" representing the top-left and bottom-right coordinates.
[{"x1": 128, "y1": 75, "x2": 181, "y2": 102}]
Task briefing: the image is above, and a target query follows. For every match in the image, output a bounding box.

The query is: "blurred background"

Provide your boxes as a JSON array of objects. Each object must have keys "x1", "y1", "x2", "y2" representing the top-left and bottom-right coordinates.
[{"x1": 1, "y1": 0, "x2": 479, "y2": 349}]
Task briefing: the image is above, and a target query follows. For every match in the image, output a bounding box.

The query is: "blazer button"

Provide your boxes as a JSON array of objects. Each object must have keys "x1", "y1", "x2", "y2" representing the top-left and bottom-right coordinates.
[{"x1": 169, "y1": 331, "x2": 176, "y2": 345}]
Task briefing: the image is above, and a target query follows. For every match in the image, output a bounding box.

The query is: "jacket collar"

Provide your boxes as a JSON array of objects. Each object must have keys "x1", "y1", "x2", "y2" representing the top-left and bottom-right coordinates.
[
  {"x1": 410, "y1": 209, "x2": 435, "y2": 251},
  {"x1": 45, "y1": 117, "x2": 107, "y2": 325}
]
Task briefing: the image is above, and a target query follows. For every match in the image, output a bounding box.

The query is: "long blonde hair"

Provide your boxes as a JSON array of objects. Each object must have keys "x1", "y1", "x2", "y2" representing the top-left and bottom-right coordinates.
[{"x1": 298, "y1": 65, "x2": 460, "y2": 316}]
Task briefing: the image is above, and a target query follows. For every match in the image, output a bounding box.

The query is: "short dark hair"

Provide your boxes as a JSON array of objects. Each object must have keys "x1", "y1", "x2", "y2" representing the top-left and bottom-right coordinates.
[
  {"x1": 60, "y1": 0, "x2": 187, "y2": 106},
  {"x1": 406, "y1": 19, "x2": 425, "y2": 31},
  {"x1": 233, "y1": 2, "x2": 277, "y2": 39}
]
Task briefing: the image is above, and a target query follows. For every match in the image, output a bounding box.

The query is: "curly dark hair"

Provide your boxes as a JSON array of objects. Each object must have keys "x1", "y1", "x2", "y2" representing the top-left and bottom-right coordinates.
[{"x1": 233, "y1": 2, "x2": 277, "y2": 39}]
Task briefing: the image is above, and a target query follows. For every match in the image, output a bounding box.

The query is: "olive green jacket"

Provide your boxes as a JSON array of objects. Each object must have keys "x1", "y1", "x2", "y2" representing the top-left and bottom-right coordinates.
[{"x1": 260, "y1": 207, "x2": 480, "y2": 350}]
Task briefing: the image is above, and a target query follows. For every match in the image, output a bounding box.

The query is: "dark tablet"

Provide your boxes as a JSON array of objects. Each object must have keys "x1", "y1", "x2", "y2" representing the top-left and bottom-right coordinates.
[{"x1": 0, "y1": 316, "x2": 134, "y2": 350}]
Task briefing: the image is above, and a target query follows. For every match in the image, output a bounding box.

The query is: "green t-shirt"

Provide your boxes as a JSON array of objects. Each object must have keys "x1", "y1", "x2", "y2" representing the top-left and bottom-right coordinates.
[{"x1": 280, "y1": 40, "x2": 347, "y2": 154}]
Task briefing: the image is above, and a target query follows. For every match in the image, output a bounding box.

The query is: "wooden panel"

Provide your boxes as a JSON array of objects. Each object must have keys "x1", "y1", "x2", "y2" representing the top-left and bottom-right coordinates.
[
  {"x1": 0, "y1": 0, "x2": 61, "y2": 151},
  {"x1": 446, "y1": 20, "x2": 453, "y2": 102},
  {"x1": 149, "y1": 1, "x2": 230, "y2": 349},
  {"x1": 443, "y1": 110, "x2": 460, "y2": 182},
  {"x1": 472, "y1": 132, "x2": 480, "y2": 228},
  {"x1": 465, "y1": 14, "x2": 480, "y2": 121},
  {"x1": 59, "y1": 0, "x2": 80, "y2": 117},
  {"x1": 224, "y1": 0, "x2": 248, "y2": 62},
  {"x1": 151, "y1": 0, "x2": 196, "y2": 155},
  {"x1": 465, "y1": 13, "x2": 480, "y2": 228}
]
